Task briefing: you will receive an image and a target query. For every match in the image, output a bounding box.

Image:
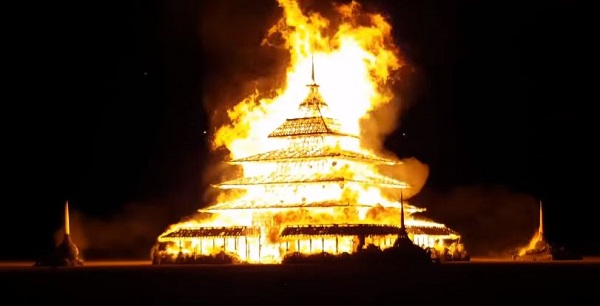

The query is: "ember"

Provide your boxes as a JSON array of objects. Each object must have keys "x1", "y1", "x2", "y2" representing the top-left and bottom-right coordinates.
[{"x1": 153, "y1": 0, "x2": 465, "y2": 264}]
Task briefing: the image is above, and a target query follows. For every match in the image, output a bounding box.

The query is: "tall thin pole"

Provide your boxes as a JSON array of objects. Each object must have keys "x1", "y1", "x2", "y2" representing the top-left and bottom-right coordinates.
[
  {"x1": 64, "y1": 200, "x2": 70, "y2": 236},
  {"x1": 400, "y1": 190, "x2": 405, "y2": 230},
  {"x1": 311, "y1": 54, "x2": 315, "y2": 84}
]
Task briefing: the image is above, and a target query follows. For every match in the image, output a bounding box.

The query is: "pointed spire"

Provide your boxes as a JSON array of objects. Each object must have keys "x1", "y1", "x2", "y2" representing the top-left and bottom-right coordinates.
[
  {"x1": 64, "y1": 200, "x2": 70, "y2": 236},
  {"x1": 393, "y1": 188, "x2": 413, "y2": 247},
  {"x1": 400, "y1": 189, "x2": 405, "y2": 230},
  {"x1": 538, "y1": 200, "x2": 543, "y2": 234},
  {"x1": 306, "y1": 53, "x2": 319, "y2": 89},
  {"x1": 298, "y1": 52, "x2": 326, "y2": 116},
  {"x1": 311, "y1": 54, "x2": 315, "y2": 84}
]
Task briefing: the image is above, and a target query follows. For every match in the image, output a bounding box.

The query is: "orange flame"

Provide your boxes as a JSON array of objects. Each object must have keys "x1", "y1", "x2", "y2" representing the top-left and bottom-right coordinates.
[
  {"x1": 157, "y1": 0, "x2": 459, "y2": 264},
  {"x1": 213, "y1": 0, "x2": 401, "y2": 158}
]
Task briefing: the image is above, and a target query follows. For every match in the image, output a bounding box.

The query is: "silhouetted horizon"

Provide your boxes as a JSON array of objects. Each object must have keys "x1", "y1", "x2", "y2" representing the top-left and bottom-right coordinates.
[{"x1": 3, "y1": 0, "x2": 596, "y2": 260}]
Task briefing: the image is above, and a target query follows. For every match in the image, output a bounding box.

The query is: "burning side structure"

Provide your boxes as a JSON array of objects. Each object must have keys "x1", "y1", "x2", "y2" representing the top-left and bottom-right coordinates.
[
  {"x1": 513, "y1": 201, "x2": 581, "y2": 261},
  {"x1": 35, "y1": 201, "x2": 84, "y2": 267},
  {"x1": 152, "y1": 0, "x2": 468, "y2": 264}
]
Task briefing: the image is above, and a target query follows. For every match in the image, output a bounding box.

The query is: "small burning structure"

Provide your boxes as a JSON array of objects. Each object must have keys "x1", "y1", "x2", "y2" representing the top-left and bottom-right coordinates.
[
  {"x1": 513, "y1": 200, "x2": 581, "y2": 261},
  {"x1": 153, "y1": 0, "x2": 465, "y2": 264},
  {"x1": 35, "y1": 201, "x2": 84, "y2": 267}
]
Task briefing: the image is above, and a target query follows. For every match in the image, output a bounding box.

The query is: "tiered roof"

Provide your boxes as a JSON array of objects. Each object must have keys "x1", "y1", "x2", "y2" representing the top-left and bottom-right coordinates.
[
  {"x1": 215, "y1": 171, "x2": 408, "y2": 189},
  {"x1": 160, "y1": 226, "x2": 261, "y2": 241},
  {"x1": 268, "y1": 116, "x2": 354, "y2": 138},
  {"x1": 279, "y1": 224, "x2": 458, "y2": 237},
  {"x1": 160, "y1": 224, "x2": 457, "y2": 240},
  {"x1": 214, "y1": 59, "x2": 409, "y2": 201},
  {"x1": 268, "y1": 60, "x2": 355, "y2": 139},
  {"x1": 231, "y1": 146, "x2": 399, "y2": 164},
  {"x1": 203, "y1": 200, "x2": 423, "y2": 211}
]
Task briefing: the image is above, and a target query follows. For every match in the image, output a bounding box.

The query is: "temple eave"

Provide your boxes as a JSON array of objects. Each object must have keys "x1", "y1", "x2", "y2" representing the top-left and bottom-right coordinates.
[
  {"x1": 213, "y1": 181, "x2": 409, "y2": 189},
  {"x1": 200, "y1": 202, "x2": 425, "y2": 212},
  {"x1": 159, "y1": 226, "x2": 262, "y2": 240},
  {"x1": 160, "y1": 224, "x2": 458, "y2": 241},
  {"x1": 229, "y1": 156, "x2": 400, "y2": 165}
]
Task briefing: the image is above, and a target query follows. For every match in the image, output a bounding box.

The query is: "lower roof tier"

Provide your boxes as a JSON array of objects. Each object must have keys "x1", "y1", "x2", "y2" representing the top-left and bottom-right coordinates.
[
  {"x1": 159, "y1": 224, "x2": 458, "y2": 240},
  {"x1": 280, "y1": 224, "x2": 458, "y2": 237},
  {"x1": 161, "y1": 226, "x2": 261, "y2": 239},
  {"x1": 230, "y1": 146, "x2": 398, "y2": 165},
  {"x1": 202, "y1": 201, "x2": 424, "y2": 212}
]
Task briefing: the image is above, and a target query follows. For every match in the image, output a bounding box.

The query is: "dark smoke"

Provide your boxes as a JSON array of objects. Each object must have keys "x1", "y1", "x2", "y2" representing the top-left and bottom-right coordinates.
[
  {"x1": 54, "y1": 198, "x2": 200, "y2": 259},
  {"x1": 199, "y1": 1, "x2": 285, "y2": 130},
  {"x1": 360, "y1": 64, "x2": 421, "y2": 154},
  {"x1": 412, "y1": 184, "x2": 539, "y2": 257},
  {"x1": 197, "y1": 1, "x2": 288, "y2": 198}
]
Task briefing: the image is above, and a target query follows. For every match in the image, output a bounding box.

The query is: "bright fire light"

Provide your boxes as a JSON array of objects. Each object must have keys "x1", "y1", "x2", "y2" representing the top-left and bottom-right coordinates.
[{"x1": 155, "y1": 0, "x2": 460, "y2": 264}]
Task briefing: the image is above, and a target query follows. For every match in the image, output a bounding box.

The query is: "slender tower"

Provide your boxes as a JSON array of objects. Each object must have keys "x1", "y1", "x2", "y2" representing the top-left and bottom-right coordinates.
[
  {"x1": 388, "y1": 189, "x2": 432, "y2": 264},
  {"x1": 393, "y1": 190, "x2": 412, "y2": 246},
  {"x1": 56, "y1": 200, "x2": 83, "y2": 266},
  {"x1": 399, "y1": 190, "x2": 408, "y2": 238},
  {"x1": 531, "y1": 199, "x2": 548, "y2": 251},
  {"x1": 64, "y1": 200, "x2": 70, "y2": 236}
]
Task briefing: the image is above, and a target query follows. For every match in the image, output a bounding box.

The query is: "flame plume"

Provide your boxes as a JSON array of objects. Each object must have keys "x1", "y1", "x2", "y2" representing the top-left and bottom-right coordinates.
[
  {"x1": 155, "y1": 0, "x2": 460, "y2": 264},
  {"x1": 213, "y1": 0, "x2": 401, "y2": 159}
]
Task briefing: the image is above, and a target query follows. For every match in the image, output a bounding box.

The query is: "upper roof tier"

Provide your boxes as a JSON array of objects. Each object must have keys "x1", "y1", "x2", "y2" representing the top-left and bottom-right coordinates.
[{"x1": 268, "y1": 58, "x2": 358, "y2": 139}]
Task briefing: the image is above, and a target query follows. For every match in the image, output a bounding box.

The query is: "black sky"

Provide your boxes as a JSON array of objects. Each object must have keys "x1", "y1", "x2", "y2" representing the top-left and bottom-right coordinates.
[{"x1": 3, "y1": 0, "x2": 596, "y2": 260}]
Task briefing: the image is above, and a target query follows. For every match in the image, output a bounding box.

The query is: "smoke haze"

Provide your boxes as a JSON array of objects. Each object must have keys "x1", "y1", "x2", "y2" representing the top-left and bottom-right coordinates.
[
  {"x1": 54, "y1": 199, "x2": 199, "y2": 259},
  {"x1": 413, "y1": 184, "x2": 539, "y2": 257}
]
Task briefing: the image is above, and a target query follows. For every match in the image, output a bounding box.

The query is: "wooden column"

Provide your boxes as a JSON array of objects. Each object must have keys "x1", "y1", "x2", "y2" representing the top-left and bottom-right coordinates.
[{"x1": 245, "y1": 236, "x2": 249, "y2": 261}]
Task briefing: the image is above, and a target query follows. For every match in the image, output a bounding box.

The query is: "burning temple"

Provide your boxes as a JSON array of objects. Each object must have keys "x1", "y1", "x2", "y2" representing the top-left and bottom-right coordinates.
[{"x1": 153, "y1": 62, "x2": 462, "y2": 264}]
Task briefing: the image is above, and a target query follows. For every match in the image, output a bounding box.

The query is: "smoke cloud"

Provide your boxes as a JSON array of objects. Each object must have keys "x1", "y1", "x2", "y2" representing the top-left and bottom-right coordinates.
[
  {"x1": 359, "y1": 63, "x2": 421, "y2": 153},
  {"x1": 197, "y1": 1, "x2": 286, "y2": 194},
  {"x1": 380, "y1": 157, "x2": 429, "y2": 200},
  {"x1": 199, "y1": 1, "x2": 285, "y2": 129},
  {"x1": 412, "y1": 184, "x2": 540, "y2": 257},
  {"x1": 54, "y1": 199, "x2": 200, "y2": 259}
]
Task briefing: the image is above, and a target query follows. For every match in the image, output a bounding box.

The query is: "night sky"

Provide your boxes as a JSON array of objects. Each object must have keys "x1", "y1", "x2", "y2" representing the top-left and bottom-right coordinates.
[{"x1": 3, "y1": 0, "x2": 596, "y2": 260}]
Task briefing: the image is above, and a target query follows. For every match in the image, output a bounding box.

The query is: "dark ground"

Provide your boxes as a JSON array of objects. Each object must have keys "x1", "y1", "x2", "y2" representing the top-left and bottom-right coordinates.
[{"x1": 3, "y1": 260, "x2": 599, "y2": 305}]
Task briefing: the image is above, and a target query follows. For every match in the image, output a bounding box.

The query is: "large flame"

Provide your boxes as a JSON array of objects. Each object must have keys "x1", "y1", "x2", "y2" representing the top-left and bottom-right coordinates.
[
  {"x1": 517, "y1": 201, "x2": 548, "y2": 257},
  {"x1": 213, "y1": 0, "x2": 400, "y2": 158},
  {"x1": 156, "y1": 0, "x2": 458, "y2": 264}
]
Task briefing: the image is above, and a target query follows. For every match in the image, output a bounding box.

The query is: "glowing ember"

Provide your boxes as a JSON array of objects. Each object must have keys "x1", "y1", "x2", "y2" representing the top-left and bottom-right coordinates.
[{"x1": 154, "y1": 0, "x2": 461, "y2": 264}]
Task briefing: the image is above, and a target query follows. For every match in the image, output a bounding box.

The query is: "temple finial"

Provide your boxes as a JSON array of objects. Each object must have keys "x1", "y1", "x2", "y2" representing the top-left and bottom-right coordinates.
[
  {"x1": 306, "y1": 54, "x2": 320, "y2": 90},
  {"x1": 311, "y1": 54, "x2": 315, "y2": 84}
]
